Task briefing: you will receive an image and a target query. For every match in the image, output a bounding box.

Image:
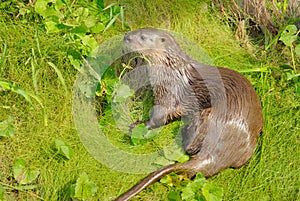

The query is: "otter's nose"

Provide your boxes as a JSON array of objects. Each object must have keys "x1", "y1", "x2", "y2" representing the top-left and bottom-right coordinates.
[{"x1": 124, "y1": 34, "x2": 132, "y2": 42}]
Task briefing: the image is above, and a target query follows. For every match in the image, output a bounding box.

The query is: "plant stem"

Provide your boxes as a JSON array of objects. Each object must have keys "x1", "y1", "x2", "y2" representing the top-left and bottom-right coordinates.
[{"x1": 290, "y1": 45, "x2": 296, "y2": 71}]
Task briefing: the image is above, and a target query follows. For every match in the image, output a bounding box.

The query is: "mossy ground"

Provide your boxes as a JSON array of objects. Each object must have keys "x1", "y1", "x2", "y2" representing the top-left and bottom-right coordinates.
[{"x1": 0, "y1": 0, "x2": 299, "y2": 200}]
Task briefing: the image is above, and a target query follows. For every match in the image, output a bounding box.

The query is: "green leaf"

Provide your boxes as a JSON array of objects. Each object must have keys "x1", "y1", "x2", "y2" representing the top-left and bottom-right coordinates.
[
  {"x1": 279, "y1": 25, "x2": 298, "y2": 46},
  {"x1": 72, "y1": 24, "x2": 89, "y2": 34},
  {"x1": 13, "y1": 159, "x2": 40, "y2": 185},
  {"x1": 85, "y1": 15, "x2": 97, "y2": 28},
  {"x1": 103, "y1": 13, "x2": 120, "y2": 32},
  {"x1": 131, "y1": 124, "x2": 148, "y2": 145},
  {"x1": 177, "y1": 154, "x2": 190, "y2": 163},
  {"x1": 113, "y1": 84, "x2": 134, "y2": 102},
  {"x1": 154, "y1": 156, "x2": 174, "y2": 167},
  {"x1": 35, "y1": 0, "x2": 61, "y2": 18},
  {"x1": 202, "y1": 183, "x2": 223, "y2": 201},
  {"x1": 90, "y1": 23, "x2": 105, "y2": 33},
  {"x1": 74, "y1": 172, "x2": 98, "y2": 200},
  {"x1": 55, "y1": 139, "x2": 74, "y2": 160},
  {"x1": 181, "y1": 173, "x2": 207, "y2": 201},
  {"x1": 54, "y1": 0, "x2": 66, "y2": 11},
  {"x1": 0, "y1": 116, "x2": 14, "y2": 138},
  {"x1": 164, "y1": 146, "x2": 188, "y2": 162},
  {"x1": 0, "y1": 81, "x2": 32, "y2": 104},
  {"x1": 131, "y1": 124, "x2": 159, "y2": 145},
  {"x1": 160, "y1": 174, "x2": 176, "y2": 186},
  {"x1": 47, "y1": 62, "x2": 68, "y2": 97},
  {"x1": 68, "y1": 55, "x2": 82, "y2": 71},
  {"x1": 34, "y1": 0, "x2": 48, "y2": 16},
  {"x1": 168, "y1": 191, "x2": 181, "y2": 201},
  {"x1": 181, "y1": 185, "x2": 196, "y2": 201},
  {"x1": 73, "y1": 7, "x2": 89, "y2": 22},
  {"x1": 281, "y1": 25, "x2": 298, "y2": 36},
  {"x1": 45, "y1": 21, "x2": 60, "y2": 33},
  {"x1": 78, "y1": 34, "x2": 99, "y2": 57}
]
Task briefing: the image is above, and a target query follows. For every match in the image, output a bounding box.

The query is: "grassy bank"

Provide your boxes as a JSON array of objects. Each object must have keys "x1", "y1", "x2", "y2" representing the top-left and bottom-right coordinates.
[{"x1": 0, "y1": 0, "x2": 299, "y2": 200}]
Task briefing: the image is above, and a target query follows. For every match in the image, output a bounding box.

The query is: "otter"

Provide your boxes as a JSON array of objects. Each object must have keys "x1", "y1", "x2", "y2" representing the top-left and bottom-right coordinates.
[{"x1": 114, "y1": 28, "x2": 263, "y2": 201}]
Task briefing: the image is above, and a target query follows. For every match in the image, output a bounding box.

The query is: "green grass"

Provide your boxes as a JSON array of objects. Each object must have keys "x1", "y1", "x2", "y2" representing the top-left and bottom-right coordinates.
[{"x1": 0, "y1": 0, "x2": 299, "y2": 200}]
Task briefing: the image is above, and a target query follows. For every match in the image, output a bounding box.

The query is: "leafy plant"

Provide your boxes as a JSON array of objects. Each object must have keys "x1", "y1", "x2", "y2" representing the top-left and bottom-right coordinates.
[
  {"x1": 0, "y1": 116, "x2": 14, "y2": 138},
  {"x1": 54, "y1": 139, "x2": 74, "y2": 160},
  {"x1": 279, "y1": 25, "x2": 300, "y2": 70},
  {"x1": 161, "y1": 173, "x2": 223, "y2": 201},
  {"x1": 34, "y1": 0, "x2": 126, "y2": 70},
  {"x1": 130, "y1": 124, "x2": 160, "y2": 145},
  {"x1": 113, "y1": 83, "x2": 134, "y2": 103},
  {"x1": 13, "y1": 159, "x2": 40, "y2": 185},
  {"x1": 70, "y1": 172, "x2": 98, "y2": 201},
  {"x1": 278, "y1": 24, "x2": 300, "y2": 95}
]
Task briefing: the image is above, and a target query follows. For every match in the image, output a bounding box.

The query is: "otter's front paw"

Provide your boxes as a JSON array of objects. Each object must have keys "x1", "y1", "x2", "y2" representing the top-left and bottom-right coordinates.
[{"x1": 129, "y1": 120, "x2": 143, "y2": 132}]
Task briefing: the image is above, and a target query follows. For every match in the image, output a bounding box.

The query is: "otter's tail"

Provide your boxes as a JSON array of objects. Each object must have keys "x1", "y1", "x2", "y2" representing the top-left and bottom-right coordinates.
[{"x1": 114, "y1": 162, "x2": 193, "y2": 201}]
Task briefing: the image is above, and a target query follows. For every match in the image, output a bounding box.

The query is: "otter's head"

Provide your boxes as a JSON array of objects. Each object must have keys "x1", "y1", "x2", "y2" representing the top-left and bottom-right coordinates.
[{"x1": 123, "y1": 28, "x2": 183, "y2": 55}]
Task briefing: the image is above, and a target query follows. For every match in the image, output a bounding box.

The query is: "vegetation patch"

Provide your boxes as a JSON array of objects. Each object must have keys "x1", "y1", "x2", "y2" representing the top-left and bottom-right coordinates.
[{"x1": 0, "y1": 0, "x2": 299, "y2": 200}]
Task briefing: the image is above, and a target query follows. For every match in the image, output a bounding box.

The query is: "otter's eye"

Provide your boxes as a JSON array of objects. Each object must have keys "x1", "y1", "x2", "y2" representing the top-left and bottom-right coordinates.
[
  {"x1": 140, "y1": 35, "x2": 145, "y2": 40},
  {"x1": 161, "y1": 38, "x2": 166, "y2": 42}
]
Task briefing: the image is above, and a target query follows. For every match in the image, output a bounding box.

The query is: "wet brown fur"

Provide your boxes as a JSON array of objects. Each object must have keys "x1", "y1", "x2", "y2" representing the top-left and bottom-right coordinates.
[{"x1": 115, "y1": 28, "x2": 263, "y2": 201}]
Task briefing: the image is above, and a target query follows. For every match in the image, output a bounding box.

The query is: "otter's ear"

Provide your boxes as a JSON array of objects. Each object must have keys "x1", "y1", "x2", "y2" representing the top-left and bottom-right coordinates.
[{"x1": 161, "y1": 38, "x2": 166, "y2": 42}]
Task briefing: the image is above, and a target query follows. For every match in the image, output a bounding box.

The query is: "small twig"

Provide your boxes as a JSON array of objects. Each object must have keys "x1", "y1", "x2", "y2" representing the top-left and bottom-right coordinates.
[{"x1": 0, "y1": 181, "x2": 44, "y2": 200}]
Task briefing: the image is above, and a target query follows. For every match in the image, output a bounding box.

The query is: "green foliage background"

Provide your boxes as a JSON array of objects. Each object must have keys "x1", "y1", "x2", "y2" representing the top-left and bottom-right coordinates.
[{"x1": 0, "y1": 0, "x2": 299, "y2": 200}]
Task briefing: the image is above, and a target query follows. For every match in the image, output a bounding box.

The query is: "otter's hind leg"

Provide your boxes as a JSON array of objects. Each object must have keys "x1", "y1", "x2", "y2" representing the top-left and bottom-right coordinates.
[{"x1": 182, "y1": 108, "x2": 211, "y2": 155}]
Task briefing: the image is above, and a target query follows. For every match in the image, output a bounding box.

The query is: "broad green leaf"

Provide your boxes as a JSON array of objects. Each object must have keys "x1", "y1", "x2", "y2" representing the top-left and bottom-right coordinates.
[
  {"x1": 45, "y1": 21, "x2": 60, "y2": 33},
  {"x1": 72, "y1": 24, "x2": 89, "y2": 34},
  {"x1": 91, "y1": 23, "x2": 105, "y2": 33},
  {"x1": 178, "y1": 154, "x2": 190, "y2": 163},
  {"x1": 68, "y1": 55, "x2": 82, "y2": 71},
  {"x1": 279, "y1": 25, "x2": 298, "y2": 46},
  {"x1": 113, "y1": 84, "x2": 134, "y2": 102},
  {"x1": 181, "y1": 173, "x2": 207, "y2": 201},
  {"x1": 35, "y1": 0, "x2": 61, "y2": 18},
  {"x1": 131, "y1": 124, "x2": 159, "y2": 145},
  {"x1": 34, "y1": 0, "x2": 48, "y2": 16},
  {"x1": 279, "y1": 35, "x2": 297, "y2": 47},
  {"x1": 154, "y1": 156, "x2": 174, "y2": 167},
  {"x1": 181, "y1": 185, "x2": 196, "y2": 201},
  {"x1": 78, "y1": 34, "x2": 99, "y2": 57},
  {"x1": 85, "y1": 16, "x2": 97, "y2": 28},
  {"x1": 54, "y1": 0, "x2": 66, "y2": 11},
  {"x1": 131, "y1": 124, "x2": 148, "y2": 145},
  {"x1": 74, "y1": 172, "x2": 98, "y2": 200},
  {"x1": 281, "y1": 25, "x2": 298, "y2": 36},
  {"x1": 13, "y1": 159, "x2": 40, "y2": 185},
  {"x1": 202, "y1": 183, "x2": 223, "y2": 201},
  {"x1": 164, "y1": 146, "x2": 188, "y2": 162},
  {"x1": 55, "y1": 139, "x2": 74, "y2": 159},
  {"x1": 160, "y1": 174, "x2": 176, "y2": 186},
  {"x1": 167, "y1": 191, "x2": 181, "y2": 201},
  {"x1": 0, "y1": 116, "x2": 14, "y2": 138}
]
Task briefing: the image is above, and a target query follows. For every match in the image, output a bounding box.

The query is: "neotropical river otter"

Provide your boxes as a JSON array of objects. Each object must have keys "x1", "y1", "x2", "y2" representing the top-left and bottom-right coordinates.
[{"x1": 115, "y1": 28, "x2": 263, "y2": 200}]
